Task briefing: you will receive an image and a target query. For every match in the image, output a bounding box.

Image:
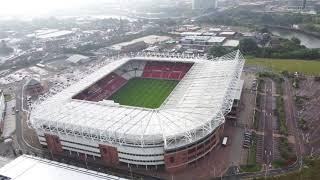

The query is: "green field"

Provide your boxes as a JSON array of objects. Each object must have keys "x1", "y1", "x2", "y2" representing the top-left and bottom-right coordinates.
[
  {"x1": 246, "y1": 58, "x2": 320, "y2": 75},
  {"x1": 109, "y1": 78, "x2": 178, "y2": 109}
]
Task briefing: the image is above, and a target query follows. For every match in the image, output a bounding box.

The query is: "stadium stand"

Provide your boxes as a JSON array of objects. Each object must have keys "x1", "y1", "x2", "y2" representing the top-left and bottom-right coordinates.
[
  {"x1": 142, "y1": 61, "x2": 193, "y2": 80},
  {"x1": 73, "y1": 73, "x2": 127, "y2": 102},
  {"x1": 73, "y1": 60, "x2": 193, "y2": 102}
]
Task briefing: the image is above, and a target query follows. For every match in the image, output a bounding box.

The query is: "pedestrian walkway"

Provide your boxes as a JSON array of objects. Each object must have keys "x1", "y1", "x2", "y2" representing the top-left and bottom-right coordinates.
[{"x1": 1, "y1": 100, "x2": 16, "y2": 138}]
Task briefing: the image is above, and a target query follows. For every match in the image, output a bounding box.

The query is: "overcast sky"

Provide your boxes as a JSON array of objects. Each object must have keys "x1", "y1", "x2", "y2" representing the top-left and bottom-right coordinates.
[{"x1": 0, "y1": 0, "x2": 113, "y2": 16}]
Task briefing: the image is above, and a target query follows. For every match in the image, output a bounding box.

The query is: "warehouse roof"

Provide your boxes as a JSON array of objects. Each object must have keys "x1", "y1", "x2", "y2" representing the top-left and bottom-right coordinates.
[{"x1": 66, "y1": 55, "x2": 89, "y2": 64}]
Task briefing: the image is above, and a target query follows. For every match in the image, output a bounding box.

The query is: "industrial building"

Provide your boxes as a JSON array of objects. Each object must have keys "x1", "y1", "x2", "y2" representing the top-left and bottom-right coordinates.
[
  {"x1": 180, "y1": 36, "x2": 226, "y2": 49},
  {"x1": 66, "y1": 54, "x2": 90, "y2": 64}
]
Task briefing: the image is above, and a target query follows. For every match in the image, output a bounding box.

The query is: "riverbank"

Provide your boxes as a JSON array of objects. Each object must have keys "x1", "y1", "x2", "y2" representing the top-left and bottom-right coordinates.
[
  {"x1": 267, "y1": 26, "x2": 320, "y2": 49},
  {"x1": 266, "y1": 25, "x2": 320, "y2": 39}
]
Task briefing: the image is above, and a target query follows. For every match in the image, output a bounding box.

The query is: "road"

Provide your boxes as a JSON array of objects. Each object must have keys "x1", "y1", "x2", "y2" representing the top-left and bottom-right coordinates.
[
  {"x1": 221, "y1": 79, "x2": 304, "y2": 179},
  {"x1": 264, "y1": 79, "x2": 274, "y2": 166},
  {"x1": 15, "y1": 81, "x2": 42, "y2": 154},
  {"x1": 283, "y1": 78, "x2": 304, "y2": 158},
  {"x1": 259, "y1": 79, "x2": 274, "y2": 167}
]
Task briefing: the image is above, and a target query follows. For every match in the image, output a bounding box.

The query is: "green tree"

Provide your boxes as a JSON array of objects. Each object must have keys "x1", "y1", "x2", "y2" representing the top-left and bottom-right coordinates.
[
  {"x1": 239, "y1": 38, "x2": 259, "y2": 55},
  {"x1": 291, "y1": 37, "x2": 301, "y2": 45},
  {"x1": 208, "y1": 46, "x2": 229, "y2": 57}
]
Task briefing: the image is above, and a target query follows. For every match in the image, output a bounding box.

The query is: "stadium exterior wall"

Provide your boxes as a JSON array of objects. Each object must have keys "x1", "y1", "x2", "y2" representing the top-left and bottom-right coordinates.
[
  {"x1": 37, "y1": 123, "x2": 224, "y2": 172},
  {"x1": 164, "y1": 124, "x2": 224, "y2": 172}
]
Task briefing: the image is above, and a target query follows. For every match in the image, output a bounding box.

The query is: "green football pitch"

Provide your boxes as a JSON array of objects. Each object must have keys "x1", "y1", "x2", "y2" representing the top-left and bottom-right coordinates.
[{"x1": 109, "y1": 78, "x2": 179, "y2": 109}]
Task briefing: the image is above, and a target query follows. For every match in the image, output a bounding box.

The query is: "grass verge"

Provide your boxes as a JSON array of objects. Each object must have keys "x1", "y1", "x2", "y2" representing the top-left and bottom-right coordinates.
[
  {"x1": 275, "y1": 96, "x2": 287, "y2": 135},
  {"x1": 258, "y1": 158, "x2": 320, "y2": 180},
  {"x1": 4, "y1": 94, "x2": 12, "y2": 102},
  {"x1": 246, "y1": 58, "x2": 320, "y2": 76}
]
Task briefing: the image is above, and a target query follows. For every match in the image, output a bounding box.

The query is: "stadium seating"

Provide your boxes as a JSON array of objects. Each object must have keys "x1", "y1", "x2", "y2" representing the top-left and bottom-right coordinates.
[
  {"x1": 142, "y1": 61, "x2": 192, "y2": 80},
  {"x1": 74, "y1": 73, "x2": 127, "y2": 102},
  {"x1": 114, "y1": 60, "x2": 146, "y2": 80},
  {"x1": 73, "y1": 60, "x2": 193, "y2": 102}
]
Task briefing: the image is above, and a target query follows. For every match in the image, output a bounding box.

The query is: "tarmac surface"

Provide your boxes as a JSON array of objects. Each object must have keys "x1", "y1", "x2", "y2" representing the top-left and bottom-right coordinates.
[{"x1": 262, "y1": 79, "x2": 274, "y2": 166}]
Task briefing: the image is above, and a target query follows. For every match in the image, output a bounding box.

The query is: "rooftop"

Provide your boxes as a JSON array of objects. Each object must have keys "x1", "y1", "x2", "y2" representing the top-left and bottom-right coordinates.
[
  {"x1": 223, "y1": 40, "x2": 240, "y2": 47},
  {"x1": 208, "y1": 36, "x2": 227, "y2": 43},
  {"x1": 180, "y1": 32, "x2": 203, "y2": 36},
  {"x1": 66, "y1": 54, "x2": 89, "y2": 64},
  {"x1": 219, "y1": 31, "x2": 236, "y2": 35},
  {"x1": 37, "y1": 30, "x2": 73, "y2": 39},
  {"x1": 110, "y1": 35, "x2": 171, "y2": 51}
]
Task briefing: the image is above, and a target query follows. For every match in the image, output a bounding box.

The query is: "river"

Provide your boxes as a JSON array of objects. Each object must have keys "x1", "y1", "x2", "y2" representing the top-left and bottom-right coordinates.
[{"x1": 270, "y1": 28, "x2": 320, "y2": 49}]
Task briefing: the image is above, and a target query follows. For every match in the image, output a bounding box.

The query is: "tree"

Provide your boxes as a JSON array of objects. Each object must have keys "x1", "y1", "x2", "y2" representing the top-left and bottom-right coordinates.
[
  {"x1": 208, "y1": 46, "x2": 229, "y2": 57},
  {"x1": 291, "y1": 37, "x2": 301, "y2": 45},
  {"x1": 258, "y1": 26, "x2": 270, "y2": 34},
  {"x1": 239, "y1": 38, "x2": 259, "y2": 55}
]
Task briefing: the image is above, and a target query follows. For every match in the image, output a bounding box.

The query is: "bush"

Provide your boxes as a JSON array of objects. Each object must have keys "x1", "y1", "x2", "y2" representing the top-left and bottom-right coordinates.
[
  {"x1": 277, "y1": 97, "x2": 288, "y2": 135},
  {"x1": 240, "y1": 164, "x2": 262, "y2": 173},
  {"x1": 298, "y1": 118, "x2": 308, "y2": 130},
  {"x1": 239, "y1": 38, "x2": 259, "y2": 55},
  {"x1": 272, "y1": 159, "x2": 287, "y2": 168},
  {"x1": 279, "y1": 137, "x2": 295, "y2": 160},
  {"x1": 208, "y1": 46, "x2": 230, "y2": 58}
]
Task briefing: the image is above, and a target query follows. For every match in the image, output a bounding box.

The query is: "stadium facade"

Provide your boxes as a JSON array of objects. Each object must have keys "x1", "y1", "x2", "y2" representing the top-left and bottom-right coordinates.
[{"x1": 29, "y1": 51, "x2": 245, "y2": 172}]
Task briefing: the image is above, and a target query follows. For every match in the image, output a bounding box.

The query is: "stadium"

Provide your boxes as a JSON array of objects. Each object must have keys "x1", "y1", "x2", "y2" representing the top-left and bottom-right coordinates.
[{"x1": 29, "y1": 51, "x2": 245, "y2": 172}]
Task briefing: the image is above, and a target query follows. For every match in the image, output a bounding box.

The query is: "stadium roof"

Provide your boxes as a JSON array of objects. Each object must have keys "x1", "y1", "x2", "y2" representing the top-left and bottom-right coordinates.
[
  {"x1": 0, "y1": 155, "x2": 127, "y2": 180},
  {"x1": 30, "y1": 51, "x2": 245, "y2": 149}
]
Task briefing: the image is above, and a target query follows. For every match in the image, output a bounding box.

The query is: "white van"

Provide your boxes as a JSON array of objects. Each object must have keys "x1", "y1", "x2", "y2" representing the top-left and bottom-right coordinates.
[{"x1": 222, "y1": 137, "x2": 228, "y2": 146}]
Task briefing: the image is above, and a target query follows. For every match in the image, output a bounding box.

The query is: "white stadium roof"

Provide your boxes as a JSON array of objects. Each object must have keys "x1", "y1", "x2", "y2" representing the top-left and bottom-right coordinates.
[
  {"x1": 30, "y1": 51, "x2": 245, "y2": 149},
  {"x1": 0, "y1": 155, "x2": 127, "y2": 180}
]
